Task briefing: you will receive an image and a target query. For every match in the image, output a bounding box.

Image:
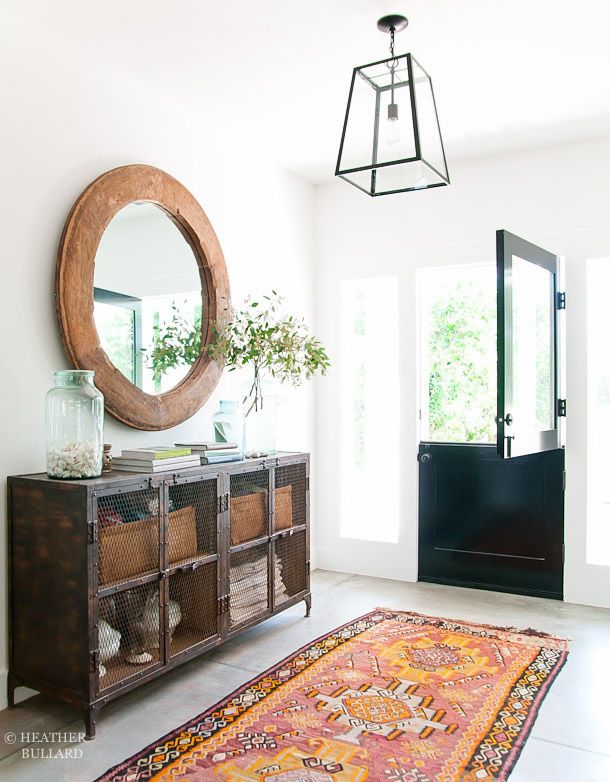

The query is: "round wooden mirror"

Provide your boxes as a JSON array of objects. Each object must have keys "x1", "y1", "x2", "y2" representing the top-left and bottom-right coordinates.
[{"x1": 56, "y1": 165, "x2": 230, "y2": 430}]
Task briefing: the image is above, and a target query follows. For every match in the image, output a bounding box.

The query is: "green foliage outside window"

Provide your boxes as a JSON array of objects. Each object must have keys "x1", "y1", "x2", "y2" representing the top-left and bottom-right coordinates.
[
  {"x1": 147, "y1": 303, "x2": 202, "y2": 392},
  {"x1": 427, "y1": 279, "x2": 496, "y2": 443}
]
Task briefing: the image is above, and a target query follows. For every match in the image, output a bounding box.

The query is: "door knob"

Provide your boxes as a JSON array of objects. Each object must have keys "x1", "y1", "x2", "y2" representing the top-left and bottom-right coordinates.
[{"x1": 504, "y1": 413, "x2": 513, "y2": 426}]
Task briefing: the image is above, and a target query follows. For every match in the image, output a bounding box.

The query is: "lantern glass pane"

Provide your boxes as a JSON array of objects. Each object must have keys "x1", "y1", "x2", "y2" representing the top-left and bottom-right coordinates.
[
  {"x1": 337, "y1": 69, "x2": 378, "y2": 173},
  {"x1": 412, "y1": 57, "x2": 448, "y2": 181},
  {"x1": 375, "y1": 74, "x2": 416, "y2": 165},
  {"x1": 338, "y1": 169, "x2": 375, "y2": 195},
  {"x1": 374, "y1": 160, "x2": 446, "y2": 195},
  {"x1": 337, "y1": 55, "x2": 416, "y2": 173}
]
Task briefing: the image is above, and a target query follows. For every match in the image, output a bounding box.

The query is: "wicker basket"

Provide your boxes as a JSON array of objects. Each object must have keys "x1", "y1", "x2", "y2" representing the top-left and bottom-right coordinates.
[
  {"x1": 275, "y1": 484, "x2": 293, "y2": 530},
  {"x1": 168, "y1": 506, "x2": 198, "y2": 563},
  {"x1": 230, "y1": 490, "x2": 267, "y2": 545},
  {"x1": 99, "y1": 506, "x2": 198, "y2": 584},
  {"x1": 99, "y1": 518, "x2": 158, "y2": 585}
]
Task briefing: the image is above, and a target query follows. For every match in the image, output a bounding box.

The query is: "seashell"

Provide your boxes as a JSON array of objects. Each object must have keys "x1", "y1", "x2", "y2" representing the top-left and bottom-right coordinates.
[
  {"x1": 99, "y1": 620, "x2": 121, "y2": 667},
  {"x1": 47, "y1": 441, "x2": 101, "y2": 479},
  {"x1": 125, "y1": 651, "x2": 153, "y2": 665},
  {"x1": 131, "y1": 587, "x2": 182, "y2": 650}
]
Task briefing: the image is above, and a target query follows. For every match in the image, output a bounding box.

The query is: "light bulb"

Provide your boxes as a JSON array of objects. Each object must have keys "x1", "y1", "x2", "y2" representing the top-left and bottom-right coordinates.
[{"x1": 386, "y1": 102, "x2": 400, "y2": 146}]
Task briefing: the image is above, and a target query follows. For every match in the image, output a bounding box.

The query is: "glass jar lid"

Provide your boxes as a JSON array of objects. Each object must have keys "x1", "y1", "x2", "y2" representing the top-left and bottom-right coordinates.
[{"x1": 53, "y1": 369, "x2": 95, "y2": 386}]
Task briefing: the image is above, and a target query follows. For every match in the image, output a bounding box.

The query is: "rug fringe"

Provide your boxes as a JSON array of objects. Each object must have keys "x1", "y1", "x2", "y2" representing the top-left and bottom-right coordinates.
[{"x1": 375, "y1": 607, "x2": 569, "y2": 644}]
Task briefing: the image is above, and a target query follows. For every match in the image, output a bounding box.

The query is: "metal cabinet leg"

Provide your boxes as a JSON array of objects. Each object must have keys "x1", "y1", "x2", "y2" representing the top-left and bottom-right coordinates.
[{"x1": 83, "y1": 705, "x2": 99, "y2": 740}]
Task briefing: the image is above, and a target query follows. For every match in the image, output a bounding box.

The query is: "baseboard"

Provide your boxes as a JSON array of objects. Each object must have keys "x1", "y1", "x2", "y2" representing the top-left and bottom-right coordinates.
[
  {"x1": 316, "y1": 549, "x2": 417, "y2": 582},
  {"x1": 309, "y1": 547, "x2": 318, "y2": 571}
]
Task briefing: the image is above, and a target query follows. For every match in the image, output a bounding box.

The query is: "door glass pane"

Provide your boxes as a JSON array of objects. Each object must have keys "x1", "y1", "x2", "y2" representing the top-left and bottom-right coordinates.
[
  {"x1": 511, "y1": 257, "x2": 554, "y2": 432},
  {"x1": 419, "y1": 264, "x2": 496, "y2": 443}
]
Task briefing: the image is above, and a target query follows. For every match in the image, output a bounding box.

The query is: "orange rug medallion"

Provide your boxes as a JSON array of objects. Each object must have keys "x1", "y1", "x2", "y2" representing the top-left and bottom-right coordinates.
[{"x1": 96, "y1": 609, "x2": 568, "y2": 781}]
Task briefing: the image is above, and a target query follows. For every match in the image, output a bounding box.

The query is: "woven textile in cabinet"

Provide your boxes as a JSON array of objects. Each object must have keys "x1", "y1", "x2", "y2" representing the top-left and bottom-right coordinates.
[{"x1": 96, "y1": 609, "x2": 568, "y2": 782}]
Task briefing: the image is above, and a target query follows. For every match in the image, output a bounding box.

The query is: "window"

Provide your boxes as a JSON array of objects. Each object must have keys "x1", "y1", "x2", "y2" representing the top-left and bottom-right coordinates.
[
  {"x1": 94, "y1": 288, "x2": 142, "y2": 386},
  {"x1": 94, "y1": 287, "x2": 202, "y2": 394},
  {"x1": 339, "y1": 277, "x2": 399, "y2": 543},
  {"x1": 419, "y1": 264, "x2": 496, "y2": 444},
  {"x1": 587, "y1": 258, "x2": 610, "y2": 566}
]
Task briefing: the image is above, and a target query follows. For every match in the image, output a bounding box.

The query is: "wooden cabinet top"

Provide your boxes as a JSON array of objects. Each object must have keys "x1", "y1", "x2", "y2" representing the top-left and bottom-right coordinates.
[{"x1": 8, "y1": 451, "x2": 309, "y2": 490}]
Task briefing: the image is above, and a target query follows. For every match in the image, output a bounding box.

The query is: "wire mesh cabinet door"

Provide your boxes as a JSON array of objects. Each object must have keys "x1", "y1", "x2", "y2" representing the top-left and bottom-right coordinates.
[
  {"x1": 228, "y1": 465, "x2": 272, "y2": 630},
  {"x1": 166, "y1": 474, "x2": 223, "y2": 660},
  {"x1": 93, "y1": 480, "x2": 164, "y2": 696},
  {"x1": 272, "y1": 459, "x2": 310, "y2": 611}
]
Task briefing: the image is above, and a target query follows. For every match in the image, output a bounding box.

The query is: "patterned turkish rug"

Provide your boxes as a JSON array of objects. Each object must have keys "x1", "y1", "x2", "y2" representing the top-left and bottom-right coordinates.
[{"x1": 96, "y1": 609, "x2": 568, "y2": 782}]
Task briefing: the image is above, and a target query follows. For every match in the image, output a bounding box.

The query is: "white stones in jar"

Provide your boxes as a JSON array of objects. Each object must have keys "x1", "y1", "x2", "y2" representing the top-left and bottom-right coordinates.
[{"x1": 47, "y1": 442, "x2": 101, "y2": 479}]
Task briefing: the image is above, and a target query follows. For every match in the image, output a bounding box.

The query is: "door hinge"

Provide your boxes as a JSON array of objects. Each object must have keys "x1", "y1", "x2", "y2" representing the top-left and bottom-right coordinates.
[
  {"x1": 563, "y1": 470, "x2": 567, "y2": 491},
  {"x1": 556, "y1": 291, "x2": 566, "y2": 310},
  {"x1": 306, "y1": 476, "x2": 310, "y2": 492},
  {"x1": 88, "y1": 520, "x2": 99, "y2": 544},
  {"x1": 90, "y1": 649, "x2": 100, "y2": 673},
  {"x1": 562, "y1": 543, "x2": 565, "y2": 563},
  {"x1": 217, "y1": 492, "x2": 229, "y2": 514},
  {"x1": 557, "y1": 399, "x2": 567, "y2": 417},
  {"x1": 217, "y1": 595, "x2": 229, "y2": 615}
]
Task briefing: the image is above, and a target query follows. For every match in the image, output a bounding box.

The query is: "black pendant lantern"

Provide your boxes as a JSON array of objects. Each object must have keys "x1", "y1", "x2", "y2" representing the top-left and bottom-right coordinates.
[{"x1": 336, "y1": 14, "x2": 450, "y2": 196}]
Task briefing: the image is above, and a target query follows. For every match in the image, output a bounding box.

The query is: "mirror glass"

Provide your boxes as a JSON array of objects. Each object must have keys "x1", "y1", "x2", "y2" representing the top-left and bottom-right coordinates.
[{"x1": 93, "y1": 203, "x2": 204, "y2": 394}]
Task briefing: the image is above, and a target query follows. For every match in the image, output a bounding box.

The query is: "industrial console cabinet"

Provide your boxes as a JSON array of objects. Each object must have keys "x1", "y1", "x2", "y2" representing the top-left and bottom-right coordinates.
[{"x1": 7, "y1": 452, "x2": 310, "y2": 737}]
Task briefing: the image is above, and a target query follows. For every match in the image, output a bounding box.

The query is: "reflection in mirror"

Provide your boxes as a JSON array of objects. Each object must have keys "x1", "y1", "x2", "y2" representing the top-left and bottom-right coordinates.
[{"x1": 93, "y1": 203, "x2": 203, "y2": 395}]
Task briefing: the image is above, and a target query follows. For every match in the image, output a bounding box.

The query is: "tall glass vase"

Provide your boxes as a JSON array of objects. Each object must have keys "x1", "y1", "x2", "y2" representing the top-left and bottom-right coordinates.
[
  {"x1": 244, "y1": 396, "x2": 278, "y2": 458},
  {"x1": 212, "y1": 400, "x2": 245, "y2": 458}
]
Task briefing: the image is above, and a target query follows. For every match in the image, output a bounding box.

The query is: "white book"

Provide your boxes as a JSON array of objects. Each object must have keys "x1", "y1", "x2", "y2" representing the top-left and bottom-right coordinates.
[
  {"x1": 175, "y1": 442, "x2": 238, "y2": 451},
  {"x1": 113, "y1": 457, "x2": 200, "y2": 473},
  {"x1": 113, "y1": 455, "x2": 201, "y2": 469}
]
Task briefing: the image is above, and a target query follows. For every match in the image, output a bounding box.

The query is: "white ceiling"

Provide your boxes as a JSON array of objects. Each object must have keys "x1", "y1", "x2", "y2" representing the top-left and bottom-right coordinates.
[{"x1": 9, "y1": 0, "x2": 610, "y2": 182}]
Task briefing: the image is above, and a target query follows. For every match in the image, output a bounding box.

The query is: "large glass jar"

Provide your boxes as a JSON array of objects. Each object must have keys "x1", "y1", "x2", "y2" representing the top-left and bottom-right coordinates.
[
  {"x1": 45, "y1": 370, "x2": 104, "y2": 479},
  {"x1": 213, "y1": 400, "x2": 245, "y2": 457}
]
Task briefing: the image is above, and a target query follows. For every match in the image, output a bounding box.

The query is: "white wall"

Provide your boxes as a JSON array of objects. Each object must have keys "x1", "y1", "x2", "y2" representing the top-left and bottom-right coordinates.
[
  {"x1": 315, "y1": 135, "x2": 610, "y2": 610},
  {"x1": 0, "y1": 20, "x2": 315, "y2": 708},
  {"x1": 95, "y1": 205, "x2": 200, "y2": 298}
]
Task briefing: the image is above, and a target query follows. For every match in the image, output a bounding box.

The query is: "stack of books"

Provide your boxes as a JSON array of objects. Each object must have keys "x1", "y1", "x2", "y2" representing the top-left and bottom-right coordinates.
[
  {"x1": 175, "y1": 442, "x2": 242, "y2": 464},
  {"x1": 112, "y1": 446, "x2": 200, "y2": 473}
]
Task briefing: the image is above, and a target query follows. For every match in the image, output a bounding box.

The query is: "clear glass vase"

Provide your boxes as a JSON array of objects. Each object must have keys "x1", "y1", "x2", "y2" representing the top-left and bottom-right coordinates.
[
  {"x1": 245, "y1": 396, "x2": 278, "y2": 458},
  {"x1": 212, "y1": 400, "x2": 245, "y2": 457},
  {"x1": 45, "y1": 370, "x2": 104, "y2": 479}
]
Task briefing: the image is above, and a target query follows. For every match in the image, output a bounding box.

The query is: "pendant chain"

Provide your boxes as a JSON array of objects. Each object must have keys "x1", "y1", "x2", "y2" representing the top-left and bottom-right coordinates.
[{"x1": 389, "y1": 26, "x2": 395, "y2": 58}]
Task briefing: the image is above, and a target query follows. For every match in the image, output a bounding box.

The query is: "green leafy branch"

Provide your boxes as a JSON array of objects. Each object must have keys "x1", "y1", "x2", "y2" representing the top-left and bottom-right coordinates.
[
  {"x1": 207, "y1": 292, "x2": 330, "y2": 416},
  {"x1": 146, "y1": 303, "x2": 202, "y2": 391}
]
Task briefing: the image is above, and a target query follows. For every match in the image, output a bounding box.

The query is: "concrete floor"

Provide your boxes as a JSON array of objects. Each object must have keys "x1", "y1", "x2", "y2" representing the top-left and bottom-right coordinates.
[{"x1": 1, "y1": 570, "x2": 609, "y2": 781}]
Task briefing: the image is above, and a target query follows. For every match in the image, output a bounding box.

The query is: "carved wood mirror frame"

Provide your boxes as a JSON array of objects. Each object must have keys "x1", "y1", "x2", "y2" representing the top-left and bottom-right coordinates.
[{"x1": 56, "y1": 164, "x2": 230, "y2": 430}]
